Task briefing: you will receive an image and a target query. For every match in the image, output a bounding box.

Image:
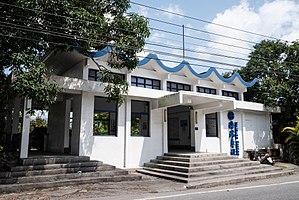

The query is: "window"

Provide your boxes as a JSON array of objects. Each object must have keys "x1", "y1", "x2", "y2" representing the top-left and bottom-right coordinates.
[
  {"x1": 88, "y1": 69, "x2": 125, "y2": 81},
  {"x1": 94, "y1": 97, "x2": 117, "y2": 136},
  {"x1": 131, "y1": 76, "x2": 160, "y2": 90},
  {"x1": 206, "y1": 113, "x2": 218, "y2": 137},
  {"x1": 197, "y1": 86, "x2": 216, "y2": 95},
  {"x1": 131, "y1": 100, "x2": 150, "y2": 137},
  {"x1": 222, "y1": 90, "x2": 239, "y2": 100},
  {"x1": 167, "y1": 81, "x2": 191, "y2": 92}
]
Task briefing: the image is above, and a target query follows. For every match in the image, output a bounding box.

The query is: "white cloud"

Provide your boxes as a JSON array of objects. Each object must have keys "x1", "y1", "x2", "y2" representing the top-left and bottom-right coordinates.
[
  {"x1": 163, "y1": 4, "x2": 184, "y2": 19},
  {"x1": 201, "y1": 0, "x2": 299, "y2": 69},
  {"x1": 138, "y1": 6, "x2": 148, "y2": 17}
]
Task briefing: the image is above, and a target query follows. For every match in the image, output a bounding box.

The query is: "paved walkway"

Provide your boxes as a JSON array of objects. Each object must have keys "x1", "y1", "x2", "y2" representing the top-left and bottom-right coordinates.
[{"x1": 0, "y1": 162, "x2": 298, "y2": 200}]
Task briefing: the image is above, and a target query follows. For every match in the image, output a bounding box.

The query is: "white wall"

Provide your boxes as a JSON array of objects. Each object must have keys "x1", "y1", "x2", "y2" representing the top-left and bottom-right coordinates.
[
  {"x1": 79, "y1": 92, "x2": 125, "y2": 168},
  {"x1": 220, "y1": 111, "x2": 243, "y2": 157},
  {"x1": 194, "y1": 110, "x2": 221, "y2": 153},
  {"x1": 243, "y1": 112, "x2": 272, "y2": 150},
  {"x1": 78, "y1": 93, "x2": 163, "y2": 168},
  {"x1": 220, "y1": 111, "x2": 272, "y2": 158},
  {"x1": 126, "y1": 98, "x2": 163, "y2": 168}
]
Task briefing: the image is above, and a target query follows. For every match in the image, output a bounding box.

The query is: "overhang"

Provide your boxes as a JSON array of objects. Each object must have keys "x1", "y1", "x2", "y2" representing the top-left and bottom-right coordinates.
[{"x1": 158, "y1": 91, "x2": 236, "y2": 114}]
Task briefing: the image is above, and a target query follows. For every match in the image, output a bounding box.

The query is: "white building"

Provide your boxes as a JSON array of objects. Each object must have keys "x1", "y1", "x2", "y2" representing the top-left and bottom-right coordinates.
[{"x1": 34, "y1": 47, "x2": 278, "y2": 168}]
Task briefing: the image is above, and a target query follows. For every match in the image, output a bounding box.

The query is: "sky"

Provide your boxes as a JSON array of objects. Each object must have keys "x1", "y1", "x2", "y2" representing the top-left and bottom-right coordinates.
[{"x1": 129, "y1": 0, "x2": 299, "y2": 73}]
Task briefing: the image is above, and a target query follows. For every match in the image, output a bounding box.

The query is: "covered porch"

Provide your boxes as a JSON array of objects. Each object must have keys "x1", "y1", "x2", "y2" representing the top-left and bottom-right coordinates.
[{"x1": 158, "y1": 91, "x2": 236, "y2": 154}]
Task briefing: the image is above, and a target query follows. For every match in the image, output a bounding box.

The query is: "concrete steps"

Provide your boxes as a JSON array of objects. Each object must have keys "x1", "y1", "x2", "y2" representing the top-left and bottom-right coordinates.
[
  {"x1": 137, "y1": 152, "x2": 294, "y2": 188},
  {"x1": 0, "y1": 156, "x2": 141, "y2": 193}
]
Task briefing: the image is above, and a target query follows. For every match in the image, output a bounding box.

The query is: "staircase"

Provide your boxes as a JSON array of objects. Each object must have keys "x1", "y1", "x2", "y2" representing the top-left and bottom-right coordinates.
[
  {"x1": 0, "y1": 155, "x2": 141, "y2": 193},
  {"x1": 137, "y1": 152, "x2": 294, "y2": 189}
]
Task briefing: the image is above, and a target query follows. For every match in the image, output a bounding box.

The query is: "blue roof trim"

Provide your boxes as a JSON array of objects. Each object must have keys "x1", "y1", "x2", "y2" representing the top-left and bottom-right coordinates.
[
  {"x1": 89, "y1": 48, "x2": 257, "y2": 87},
  {"x1": 88, "y1": 46, "x2": 112, "y2": 58}
]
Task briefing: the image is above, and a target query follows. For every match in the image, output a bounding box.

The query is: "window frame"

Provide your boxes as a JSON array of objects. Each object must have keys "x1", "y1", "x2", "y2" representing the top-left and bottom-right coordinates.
[
  {"x1": 222, "y1": 90, "x2": 239, "y2": 100},
  {"x1": 167, "y1": 81, "x2": 191, "y2": 92},
  {"x1": 131, "y1": 76, "x2": 161, "y2": 90},
  {"x1": 93, "y1": 96, "x2": 118, "y2": 136},
  {"x1": 197, "y1": 86, "x2": 216, "y2": 95},
  {"x1": 205, "y1": 113, "x2": 218, "y2": 137},
  {"x1": 131, "y1": 100, "x2": 150, "y2": 137},
  {"x1": 88, "y1": 69, "x2": 125, "y2": 82}
]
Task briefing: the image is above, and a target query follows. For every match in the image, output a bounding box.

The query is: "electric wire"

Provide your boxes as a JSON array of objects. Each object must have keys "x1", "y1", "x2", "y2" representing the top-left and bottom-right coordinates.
[
  {"x1": 130, "y1": 1, "x2": 287, "y2": 42},
  {"x1": 0, "y1": 22, "x2": 243, "y2": 69},
  {"x1": 1, "y1": 2, "x2": 298, "y2": 71},
  {"x1": 0, "y1": 19, "x2": 252, "y2": 62},
  {"x1": 0, "y1": 11, "x2": 253, "y2": 59},
  {"x1": 145, "y1": 16, "x2": 257, "y2": 45},
  {"x1": 1, "y1": 19, "x2": 299, "y2": 72},
  {"x1": 2, "y1": 28, "x2": 299, "y2": 79}
]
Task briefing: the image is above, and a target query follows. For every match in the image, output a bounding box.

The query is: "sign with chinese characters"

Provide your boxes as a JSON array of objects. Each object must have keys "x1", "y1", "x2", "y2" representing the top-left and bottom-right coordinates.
[{"x1": 228, "y1": 111, "x2": 239, "y2": 156}]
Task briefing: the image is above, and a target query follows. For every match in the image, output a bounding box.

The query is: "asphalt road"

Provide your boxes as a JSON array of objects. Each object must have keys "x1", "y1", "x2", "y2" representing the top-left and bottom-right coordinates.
[{"x1": 135, "y1": 180, "x2": 299, "y2": 200}]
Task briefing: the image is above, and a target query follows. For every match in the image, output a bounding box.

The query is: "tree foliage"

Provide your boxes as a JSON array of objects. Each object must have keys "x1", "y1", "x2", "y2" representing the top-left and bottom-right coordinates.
[
  {"x1": 237, "y1": 40, "x2": 299, "y2": 121},
  {"x1": 281, "y1": 117, "x2": 299, "y2": 164},
  {"x1": 0, "y1": 0, "x2": 150, "y2": 150}
]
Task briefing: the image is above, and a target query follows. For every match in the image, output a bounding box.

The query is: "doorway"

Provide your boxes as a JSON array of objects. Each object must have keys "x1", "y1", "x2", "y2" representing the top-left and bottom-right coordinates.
[{"x1": 167, "y1": 106, "x2": 193, "y2": 151}]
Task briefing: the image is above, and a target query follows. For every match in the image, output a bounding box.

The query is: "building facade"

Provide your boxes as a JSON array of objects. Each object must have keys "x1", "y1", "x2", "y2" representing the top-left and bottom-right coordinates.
[{"x1": 41, "y1": 48, "x2": 278, "y2": 168}]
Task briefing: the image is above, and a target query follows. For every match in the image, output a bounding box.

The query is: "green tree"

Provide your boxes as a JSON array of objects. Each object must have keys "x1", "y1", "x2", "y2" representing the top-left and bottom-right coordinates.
[
  {"x1": 0, "y1": 0, "x2": 150, "y2": 151},
  {"x1": 238, "y1": 40, "x2": 299, "y2": 124},
  {"x1": 281, "y1": 117, "x2": 299, "y2": 164}
]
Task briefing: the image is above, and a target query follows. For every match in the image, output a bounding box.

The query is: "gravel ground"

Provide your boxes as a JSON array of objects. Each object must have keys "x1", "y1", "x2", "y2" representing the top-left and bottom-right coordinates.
[{"x1": 0, "y1": 174, "x2": 186, "y2": 200}]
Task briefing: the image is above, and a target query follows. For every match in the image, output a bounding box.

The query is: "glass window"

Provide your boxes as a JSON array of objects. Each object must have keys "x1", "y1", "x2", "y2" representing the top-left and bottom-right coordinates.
[
  {"x1": 167, "y1": 81, "x2": 191, "y2": 92},
  {"x1": 206, "y1": 113, "x2": 218, "y2": 137},
  {"x1": 197, "y1": 86, "x2": 216, "y2": 95},
  {"x1": 88, "y1": 69, "x2": 125, "y2": 82},
  {"x1": 94, "y1": 97, "x2": 117, "y2": 136},
  {"x1": 131, "y1": 100, "x2": 150, "y2": 137},
  {"x1": 131, "y1": 76, "x2": 161, "y2": 90},
  {"x1": 222, "y1": 90, "x2": 239, "y2": 100}
]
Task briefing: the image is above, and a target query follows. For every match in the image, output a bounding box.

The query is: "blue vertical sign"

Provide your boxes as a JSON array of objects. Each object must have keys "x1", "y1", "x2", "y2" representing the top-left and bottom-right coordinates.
[{"x1": 228, "y1": 111, "x2": 239, "y2": 156}]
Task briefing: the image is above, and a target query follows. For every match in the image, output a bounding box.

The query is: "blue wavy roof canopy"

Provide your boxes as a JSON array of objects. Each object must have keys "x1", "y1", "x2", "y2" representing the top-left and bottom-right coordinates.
[{"x1": 87, "y1": 46, "x2": 257, "y2": 87}]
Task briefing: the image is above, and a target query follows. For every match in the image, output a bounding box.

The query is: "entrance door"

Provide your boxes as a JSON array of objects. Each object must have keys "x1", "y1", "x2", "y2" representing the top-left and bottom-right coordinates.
[{"x1": 167, "y1": 106, "x2": 192, "y2": 151}]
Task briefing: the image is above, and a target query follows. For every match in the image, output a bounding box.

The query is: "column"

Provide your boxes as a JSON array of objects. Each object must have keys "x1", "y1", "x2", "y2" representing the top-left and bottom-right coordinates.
[
  {"x1": 20, "y1": 97, "x2": 32, "y2": 158},
  {"x1": 64, "y1": 99, "x2": 71, "y2": 151},
  {"x1": 162, "y1": 108, "x2": 168, "y2": 153}
]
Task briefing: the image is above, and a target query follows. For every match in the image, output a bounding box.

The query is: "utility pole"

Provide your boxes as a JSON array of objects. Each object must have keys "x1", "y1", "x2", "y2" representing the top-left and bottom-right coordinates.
[{"x1": 182, "y1": 24, "x2": 185, "y2": 60}]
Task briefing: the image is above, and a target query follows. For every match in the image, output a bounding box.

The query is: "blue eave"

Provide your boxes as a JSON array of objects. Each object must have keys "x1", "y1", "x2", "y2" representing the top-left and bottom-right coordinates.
[{"x1": 86, "y1": 47, "x2": 258, "y2": 88}]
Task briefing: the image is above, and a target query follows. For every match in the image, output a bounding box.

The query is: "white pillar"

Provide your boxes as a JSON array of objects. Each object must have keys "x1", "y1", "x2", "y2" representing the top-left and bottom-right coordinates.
[
  {"x1": 195, "y1": 109, "x2": 206, "y2": 152},
  {"x1": 162, "y1": 108, "x2": 168, "y2": 153},
  {"x1": 64, "y1": 99, "x2": 71, "y2": 150},
  {"x1": 190, "y1": 109, "x2": 195, "y2": 149},
  {"x1": 20, "y1": 97, "x2": 32, "y2": 158},
  {"x1": 124, "y1": 97, "x2": 131, "y2": 167},
  {"x1": 241, "y1": 112, "x2": 246, "y2": 158}
]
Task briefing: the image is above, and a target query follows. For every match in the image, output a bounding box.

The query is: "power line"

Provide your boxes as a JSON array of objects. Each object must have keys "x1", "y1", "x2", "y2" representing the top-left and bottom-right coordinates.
[
  {"x1": 2, "y1": 32, "x2": 299, "y2": 79},
  {"x1": 151, "y1": 27, "x2": 253, "y2": 51},
  {"x1": 145, "y1": 16, "x2": 256, "y2": 45},
  {"x1": 131, "y1": 1, "x2": 286, "y2": 42},
  {"x1": 145, "y1": 40, "x2": 249, "y2": 62},
  {"x1": 0, "y1": 1, "x2": 254, "y2": 52},
  {"x1": 1, "y1": 18, "x2": 299, "y2": 69},
  {"x1": 0, "y1": 18, "x2": 251, "y2": 62},
  {"x1": 0, "y1": 32, "x2": 235, "y2": 71},
  {"x1": 0, "y1": 12, "x2": 252, "y2": 58},
  {"x1": 0, "y1": 2, "x2": 258, "y2": 51},
  {"x1": 0, "y1": 25, "x2": 242, "y2": 70},
  {"x1": 1, "y1": 2, "x2": 298, "y2": 67},
  {"x1": 149, "y1": 33, "x2": 250, "y2": 57}
]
